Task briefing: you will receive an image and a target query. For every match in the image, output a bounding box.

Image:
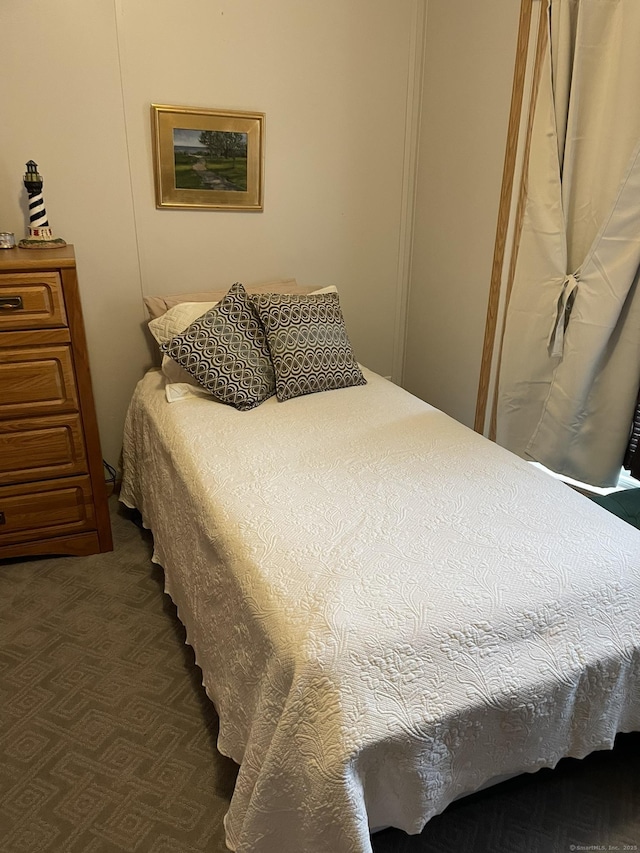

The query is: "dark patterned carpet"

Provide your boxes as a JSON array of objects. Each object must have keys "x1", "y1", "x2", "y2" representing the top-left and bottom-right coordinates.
[{"x1": 0, "y1": 498, "x2": 638, "y2": 853}]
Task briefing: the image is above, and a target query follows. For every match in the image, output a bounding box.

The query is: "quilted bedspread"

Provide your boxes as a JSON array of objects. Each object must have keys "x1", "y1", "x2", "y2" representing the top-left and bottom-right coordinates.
[{"x1": 120, "y1": 368, "x2": 640, "y2": 853}]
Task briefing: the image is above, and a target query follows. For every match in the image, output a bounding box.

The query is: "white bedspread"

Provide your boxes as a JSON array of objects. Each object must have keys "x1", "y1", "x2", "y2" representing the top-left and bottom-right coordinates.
[{"x1": 120, "y1": 368, "x2": 640, "y2": 853}]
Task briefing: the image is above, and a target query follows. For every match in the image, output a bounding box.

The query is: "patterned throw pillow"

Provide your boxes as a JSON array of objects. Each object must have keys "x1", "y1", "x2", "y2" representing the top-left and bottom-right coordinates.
[
  {"x1": 252, "y1": 291, "x2": 366, "y2": 401},
  {"x1": 160, "y1": 282, "x2": 275, "y2": 411}
]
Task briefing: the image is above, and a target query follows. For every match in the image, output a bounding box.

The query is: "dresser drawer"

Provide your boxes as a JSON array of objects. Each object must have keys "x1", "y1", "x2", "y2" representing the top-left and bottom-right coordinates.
[
  {"x1": 0, "y1": 476, "x2": 95, "y2": 545},
  {"x1": 0, "y1": 273, "x2": 66, "y2": 331},
  {"x1": 0, "y1": 344, "x2": 78, "y2": 418},
  {"x1": 0, "y1": 414, "x2": 87, "y2": 486}
]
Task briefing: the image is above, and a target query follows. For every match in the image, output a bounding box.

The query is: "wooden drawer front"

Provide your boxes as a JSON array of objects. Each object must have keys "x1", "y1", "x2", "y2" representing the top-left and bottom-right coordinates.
[
  {"x1": 0, "y1": 476, "x2": 95, "y2": 545},
  {"x1": 0, "y1": 414, "x2": 87, "y2": 486},
  {"x1": 0, "y1": 273, "x2": 66, "y2": 331},
  {"x1": 0, "y1": 345, "x2": 78, "y2": 418}
]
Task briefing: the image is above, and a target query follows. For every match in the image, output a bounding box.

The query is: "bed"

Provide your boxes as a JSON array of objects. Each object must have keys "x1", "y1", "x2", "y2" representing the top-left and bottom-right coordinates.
[{"x1": 121, "y1": 283, "x2": 640, "y2": 853}]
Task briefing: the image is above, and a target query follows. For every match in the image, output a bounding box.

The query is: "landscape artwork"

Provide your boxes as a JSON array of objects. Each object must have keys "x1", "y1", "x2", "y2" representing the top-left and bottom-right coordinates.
[
  {"x1": 173, "y1": 128, "x2": 248, "y2": 192},
  {"x1": 152, "y1": 104, "x2": 264, "y2": 210}
]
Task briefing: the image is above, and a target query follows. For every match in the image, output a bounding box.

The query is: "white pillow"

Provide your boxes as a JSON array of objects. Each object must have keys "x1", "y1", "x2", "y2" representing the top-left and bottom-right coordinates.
[
  {"x1": 306, "y1": 286, "x2": 337, "y2": 295},
  {"x1": 161, "y1": 355, "x2": 211, "y2": 397},
  {"x1": 148, "y1": 302, "x2": 220, "y2": 402},
  {"x1": 155, "y1": 287, "x2": 338, "y2": 403},
  {"x1": 148, "y1": 300, "x2": 219, "y2": 346}
]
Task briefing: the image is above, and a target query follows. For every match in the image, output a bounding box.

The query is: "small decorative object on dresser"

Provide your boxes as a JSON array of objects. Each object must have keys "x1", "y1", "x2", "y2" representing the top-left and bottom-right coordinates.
[
  {"x1": 18, "y1": 160, "x2": 66, "y2": 249},
  {"x1": 0, "y1": 245, "x2": 113, "y2": 559}
]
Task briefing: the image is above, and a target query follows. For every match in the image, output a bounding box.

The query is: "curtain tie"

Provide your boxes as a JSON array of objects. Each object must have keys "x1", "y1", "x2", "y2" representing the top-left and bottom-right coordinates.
[{"x1": 549, "y1": 274, "x2": 579, "y2": 358}]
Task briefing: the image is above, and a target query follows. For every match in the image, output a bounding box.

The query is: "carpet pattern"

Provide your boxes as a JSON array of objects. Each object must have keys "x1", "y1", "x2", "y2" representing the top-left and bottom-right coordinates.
[{"x1": 0, "y1": 499, "x2": 638, "y2": 853}]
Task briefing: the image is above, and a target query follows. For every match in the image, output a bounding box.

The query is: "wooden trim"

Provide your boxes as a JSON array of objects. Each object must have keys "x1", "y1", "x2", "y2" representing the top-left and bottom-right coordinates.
[
  {"x1": 474, "y1": 0, "x2": 534, "y2": 434},
  {"x1": 488, "y1": 1, "x2": 549, "y2": 441},
  {"x1": 0, "y1": 246, "x2": 76, "y2": 271},
  {"x1": 0, "y1": 328, "x2": 70, "y2": 347},
  {"x1": 0, "y1": 530, "x2": 101, "y2": 561}
]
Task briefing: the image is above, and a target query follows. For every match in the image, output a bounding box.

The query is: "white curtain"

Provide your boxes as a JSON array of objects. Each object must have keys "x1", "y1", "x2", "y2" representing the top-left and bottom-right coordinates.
[{"x1": 496, "y1": 0, "x2": 640, "y2": 487}]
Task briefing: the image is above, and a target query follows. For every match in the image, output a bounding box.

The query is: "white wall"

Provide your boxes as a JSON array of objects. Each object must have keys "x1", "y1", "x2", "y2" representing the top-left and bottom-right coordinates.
[
  {"x1": 403, "y1": 0, "x2": 521, "y2": 428},
  {"x1": 0, "y1": 0, "x2": 420, "y2": 467},
  {"x1": 0, "y1": 0, "x2": 144, "y2": 469}
]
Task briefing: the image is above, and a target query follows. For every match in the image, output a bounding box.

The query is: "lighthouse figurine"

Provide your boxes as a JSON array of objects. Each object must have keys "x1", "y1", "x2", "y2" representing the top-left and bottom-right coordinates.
[{"x1": 18, "y1": 161, "x2": 66, "y2": 248}]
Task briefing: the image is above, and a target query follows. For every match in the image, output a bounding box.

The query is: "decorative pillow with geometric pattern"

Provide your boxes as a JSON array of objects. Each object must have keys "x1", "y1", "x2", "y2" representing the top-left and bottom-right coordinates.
[
  {"x1": 160, "y1": 282, "x2": 275, "y2": 411},
  {"x1": 252, "y1": 291, "x2": 367, "y2": 401}
]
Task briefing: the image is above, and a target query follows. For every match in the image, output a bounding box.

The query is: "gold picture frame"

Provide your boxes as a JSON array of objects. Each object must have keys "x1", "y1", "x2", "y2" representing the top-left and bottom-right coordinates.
[{"x1": 151, "y1": 104, "x2": 265, "y2": 211}]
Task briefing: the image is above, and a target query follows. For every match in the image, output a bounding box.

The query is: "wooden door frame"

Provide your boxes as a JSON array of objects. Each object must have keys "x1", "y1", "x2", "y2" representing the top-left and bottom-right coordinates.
[{"x1": 474, "y1": 0, "x2": 548, "y2": 437}]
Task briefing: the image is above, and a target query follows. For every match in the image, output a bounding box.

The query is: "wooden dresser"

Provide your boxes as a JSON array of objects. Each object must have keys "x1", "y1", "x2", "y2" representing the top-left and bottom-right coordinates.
[{"x1": 0, "y1": 245, "x2": 113, "y2": 559}]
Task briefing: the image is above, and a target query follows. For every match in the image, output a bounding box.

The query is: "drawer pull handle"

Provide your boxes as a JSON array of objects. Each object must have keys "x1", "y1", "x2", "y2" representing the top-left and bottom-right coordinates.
[
  {"x1": 0, "y1": 512, "x2": 5, "y2": 525},
  {"x1": 0, "y1": 296, "x2": 23, "y2": 310}
]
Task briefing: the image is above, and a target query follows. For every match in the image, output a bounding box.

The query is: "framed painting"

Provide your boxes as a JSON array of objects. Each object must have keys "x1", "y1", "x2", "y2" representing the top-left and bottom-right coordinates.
[{"x1": 151, "y1": 104, "x2": 265, "y2": 211}]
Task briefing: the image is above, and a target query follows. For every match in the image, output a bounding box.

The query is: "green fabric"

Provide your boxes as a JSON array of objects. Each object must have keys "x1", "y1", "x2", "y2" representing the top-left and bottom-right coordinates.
[{"x1": 590, "y1": 488, "x2": 640, "y2": 529}]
